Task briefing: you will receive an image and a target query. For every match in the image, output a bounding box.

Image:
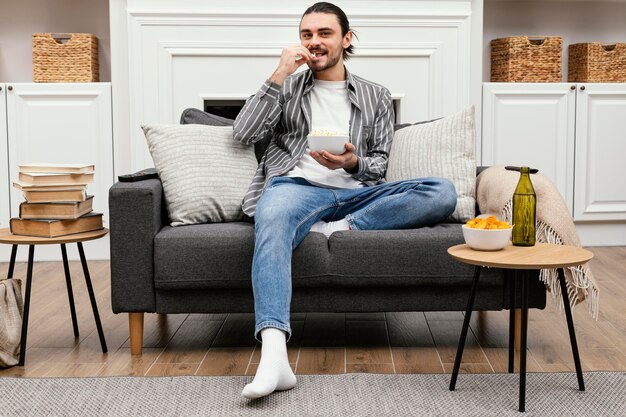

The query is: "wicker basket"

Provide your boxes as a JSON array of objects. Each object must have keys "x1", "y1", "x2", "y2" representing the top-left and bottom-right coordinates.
[
  {"x1": 32, "y1": 33, "x2": 99, "y2": 82},
  {"x1": 568, "y1": 43, "x2": 626, "y2": 82},
  {"x1": 491, "y1": 36, "x2": 562, "y2": 82}
]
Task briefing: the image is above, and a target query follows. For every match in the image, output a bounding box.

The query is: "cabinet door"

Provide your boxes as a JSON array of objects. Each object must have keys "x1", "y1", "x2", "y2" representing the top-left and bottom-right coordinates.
[
  {"x1": 482, "y1": 83, "x2": 575, "y2": 212},
  {"x1": 6, "y1": 83, "x2": 114, "y2": 223},
  {"x1": 0, "y1": 84, "x2": 9, "y2": 229},
  {"x1": 574, "y1": 84, "x2": 626, "y2": 221}
]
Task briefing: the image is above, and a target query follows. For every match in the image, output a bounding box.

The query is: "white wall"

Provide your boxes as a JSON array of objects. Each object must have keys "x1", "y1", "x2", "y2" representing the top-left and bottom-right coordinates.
[
  {"x1": 112, "y1": 0, "x2": 477, "y2": 175},
  {"x1": 484, "y1": 0, "x2": 626, "y2": 82},
  {"x1": 0, "y1": 0, "x2": 110, "y2": 82}
]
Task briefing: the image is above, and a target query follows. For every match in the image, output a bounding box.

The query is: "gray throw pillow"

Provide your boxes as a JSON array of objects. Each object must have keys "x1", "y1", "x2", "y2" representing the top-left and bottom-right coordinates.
[
  {"x1": 385, "y1": 106, "x2": 476, "y2": 222},
  {"x1": 180, "y1": 108, "x2": 234, "y2": 126},
  {"x1": 142, "y1": 124, "x2": 258, "y2": 226},
  {"x1": 180, "y1": 107, "x2": 270, "y2": 163},
  {"x1": 393, "y1": 117, "x2": 441, "y2": 132}
]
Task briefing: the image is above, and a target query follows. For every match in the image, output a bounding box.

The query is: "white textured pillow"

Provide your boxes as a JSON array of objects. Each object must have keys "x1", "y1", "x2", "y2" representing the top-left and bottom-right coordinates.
[
  {"x1": 142, "y1": 124, "x2": 257, "y2": 226},
  {"x1": 385, "y1": 106, "x2": 476, "y2": 222}
]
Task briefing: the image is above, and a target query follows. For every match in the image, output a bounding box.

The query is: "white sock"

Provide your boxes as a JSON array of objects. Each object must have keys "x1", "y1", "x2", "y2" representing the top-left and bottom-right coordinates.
[
  {"x1": 241, "y1": 328, "x2": 297, "y2": 399},
  {"x1": 309, "y1": 218, "x2": 351, "y2": 238}
]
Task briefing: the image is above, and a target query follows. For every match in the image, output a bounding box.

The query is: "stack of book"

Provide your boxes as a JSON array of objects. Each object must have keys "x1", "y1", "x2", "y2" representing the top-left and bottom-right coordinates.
[{"x1": 10, "y1": 163, "x2": 104, "y2": 238}]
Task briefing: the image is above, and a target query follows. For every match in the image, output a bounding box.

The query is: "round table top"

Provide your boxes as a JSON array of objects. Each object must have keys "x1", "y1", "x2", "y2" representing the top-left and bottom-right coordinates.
[
  {"x1": 447, "y1": 243, "x2": 593, "y2": 269},
  {"x1": 0, "y1": 227, "x2": 109, "y2": 245}
]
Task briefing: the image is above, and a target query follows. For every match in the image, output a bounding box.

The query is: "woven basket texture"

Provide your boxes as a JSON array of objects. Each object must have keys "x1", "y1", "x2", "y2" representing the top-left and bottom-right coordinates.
[
  {"x1": 491, "y1": 36, "x2": 562, "y2": 82},
  {"x1": 32, "y1": 33, "x2": 99, "y2": 82},
  {"x1": 568, "y1": 43, "x2": 626, "y2": 82}
]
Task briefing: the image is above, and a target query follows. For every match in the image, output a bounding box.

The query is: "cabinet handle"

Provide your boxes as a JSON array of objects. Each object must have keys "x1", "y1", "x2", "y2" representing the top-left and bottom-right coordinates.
[
  {"x1": 0, "y1": 86, "x2": 2, "y2": 92},
  {"x1": 580, "y1": 85, "x2": 586, "y2": 91},
  {"x1": 7, "y1": 85, "x2": 12, "y2": 91},
  {"x1": 570, "y1": 85, "x2": 576, "y2": 90}
]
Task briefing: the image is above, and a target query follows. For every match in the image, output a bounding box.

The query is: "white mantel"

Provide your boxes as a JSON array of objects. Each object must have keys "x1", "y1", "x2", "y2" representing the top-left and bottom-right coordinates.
[{"x1": 110, "y1": 0, "x2": 483, "y2": 176}]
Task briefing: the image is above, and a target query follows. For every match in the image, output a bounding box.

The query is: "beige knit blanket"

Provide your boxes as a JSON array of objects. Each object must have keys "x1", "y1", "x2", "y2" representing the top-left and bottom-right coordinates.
[{"x1": 476, "y1": 166, "x2": 599, "y2": 318}]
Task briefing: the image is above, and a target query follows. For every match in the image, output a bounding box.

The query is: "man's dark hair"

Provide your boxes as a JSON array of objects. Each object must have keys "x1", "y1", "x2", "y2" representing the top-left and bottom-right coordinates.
[{"x1": 302, "y1": 2, "x2": 355, "y2": 60}]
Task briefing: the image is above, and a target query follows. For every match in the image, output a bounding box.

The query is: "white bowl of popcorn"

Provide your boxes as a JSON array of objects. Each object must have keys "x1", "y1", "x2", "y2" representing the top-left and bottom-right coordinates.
[{"x1": 307, "y1": 130, "x2": 349, "y2": 154}]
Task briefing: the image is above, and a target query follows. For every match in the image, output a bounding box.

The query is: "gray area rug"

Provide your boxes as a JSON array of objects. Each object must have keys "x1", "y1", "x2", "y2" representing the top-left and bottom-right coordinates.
[{"x1": 1, "y1": 372, "x2": 624, "y2": 417}]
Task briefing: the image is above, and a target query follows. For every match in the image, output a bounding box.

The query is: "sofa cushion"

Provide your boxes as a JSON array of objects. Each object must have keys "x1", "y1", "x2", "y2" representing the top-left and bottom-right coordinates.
[
  {"x1": 328, "y1": 224, "x2": 466, "y2": 280},
  {"x1": 386, "y1": 106, "x2": 476, "y2": 222},
  {"x1": 154, "y1": 222, "x2": 330, "y2": 289},
  {"x1": 322, "y1": 223, "x2": 502, "y2": 288},
  {"x1": 142, "y1": 124, "x2": 258, "y2": 226},
  {"x1": 154, "y1": 223, "x2": 503, "y2": 290},
  {"x1": 318, "y1": 224, "x2": 503, "y2": 289}
]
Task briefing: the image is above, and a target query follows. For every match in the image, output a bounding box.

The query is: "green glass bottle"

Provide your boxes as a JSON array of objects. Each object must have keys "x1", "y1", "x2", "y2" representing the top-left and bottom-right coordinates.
[{"x1": 512, "y1": 166, "x2": 536, "y2": 246}]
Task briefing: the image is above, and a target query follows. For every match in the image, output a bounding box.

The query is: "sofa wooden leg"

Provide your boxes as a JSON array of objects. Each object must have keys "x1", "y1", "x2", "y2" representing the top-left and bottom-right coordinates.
[{"x1": 129, "y1": 312, "x2": 144, "y2": 356}]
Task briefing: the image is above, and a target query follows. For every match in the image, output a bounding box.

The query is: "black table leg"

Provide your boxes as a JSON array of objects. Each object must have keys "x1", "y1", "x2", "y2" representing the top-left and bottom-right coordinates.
[
  {"x1": 7, "y1": 245, "x2": 17, "y2": 279},
  {"x1": 450, "y1": 265, "x2": 482, "y2": 391},
  {"x1": 519, "y1": 270, "x2": 529, "y2": 412},
  {"x1": 18, "y1": 245, "x2": 35, "y2": 366},
  {"x1": 61, "y1": 244, "x2": 80, "y2": 338},
  {"x1": 558, "y1": 268, "x2": 585, "y2": 391},
  {"x1": 509, "y1": 270, "x2": 516, "y2": 373},
  {"x1": 77, "y1": 242, "x2": 107, "y2": 353}
]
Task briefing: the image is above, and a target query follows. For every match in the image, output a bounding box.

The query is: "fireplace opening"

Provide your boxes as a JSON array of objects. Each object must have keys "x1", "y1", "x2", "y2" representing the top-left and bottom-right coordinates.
[
  {"x1": 204, "y1": 99, "x2": 246, "y2": 120},
  {"x1": 392, "y1": 98, "x2": 401, "y2": 123}
]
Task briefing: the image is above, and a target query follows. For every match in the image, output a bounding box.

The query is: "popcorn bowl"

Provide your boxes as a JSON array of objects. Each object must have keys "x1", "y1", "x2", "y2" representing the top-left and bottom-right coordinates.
[
  {"x1": 462, "y1": 225, "x2": 512, "y2": 251},
  {"x1": 307, "y1": 135, "x2": 349, "y2": 154}
]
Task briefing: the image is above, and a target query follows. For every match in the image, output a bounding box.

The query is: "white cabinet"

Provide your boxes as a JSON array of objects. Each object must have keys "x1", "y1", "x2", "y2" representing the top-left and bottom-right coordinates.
[
  {"x1": 5, "y1": 83, "x2": 114, "y2": 222},
  {"x1": 574, "y1": 84, "x2": 626, "y2": 221},
  {"x1": 0, "y1": 85, "x2": 10, "y2": 229},
  {"x1": 482, "y1": 83, "x2": 575, "y2": 211},
  {"x1": 482, "y1": 82, "x2": 626, "y2": 222},
  {"x1": 0, "y1": 82, "x2": 114, "y2": 261}
]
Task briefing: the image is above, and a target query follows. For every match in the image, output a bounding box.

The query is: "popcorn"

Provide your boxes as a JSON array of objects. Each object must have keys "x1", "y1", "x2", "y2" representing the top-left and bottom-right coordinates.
[
  {"x1": 309, "y1": 129, "x2": 342, "y2": 136},
  {"x1": 295, "y1": 53, "x2": 317, "y2": 60}
]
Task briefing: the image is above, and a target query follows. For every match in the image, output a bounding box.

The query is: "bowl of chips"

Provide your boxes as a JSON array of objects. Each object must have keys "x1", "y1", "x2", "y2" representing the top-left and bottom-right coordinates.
[
  {"x1": 462, "y1": 216, "x2": 512, "y2": 251},
  {"x1": 307, "y1": 129, "x2": 349, "y2": 154}
]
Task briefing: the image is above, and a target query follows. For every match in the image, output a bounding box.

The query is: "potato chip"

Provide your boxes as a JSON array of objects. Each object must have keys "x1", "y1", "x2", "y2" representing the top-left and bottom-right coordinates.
[{"x1": 465, "y1": 216, "x2": 512, "y2": 230}]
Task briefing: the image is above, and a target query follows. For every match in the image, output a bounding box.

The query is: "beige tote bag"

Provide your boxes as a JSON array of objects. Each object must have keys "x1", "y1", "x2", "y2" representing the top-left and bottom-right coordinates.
[{"x1": 0, "y1": 279, "x2": 23, "y2": 367}]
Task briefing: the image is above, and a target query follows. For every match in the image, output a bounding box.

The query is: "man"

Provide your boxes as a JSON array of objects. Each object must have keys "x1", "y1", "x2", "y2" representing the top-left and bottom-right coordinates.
[{"x1": 234, "y1": 2, "x2": 457, "y2": 399}]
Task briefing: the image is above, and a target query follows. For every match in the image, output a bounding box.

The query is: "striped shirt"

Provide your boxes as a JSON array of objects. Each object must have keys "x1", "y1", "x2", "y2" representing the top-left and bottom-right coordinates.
[{"x1": 233, "y1": 68, "x2": 394, "y2": 217}]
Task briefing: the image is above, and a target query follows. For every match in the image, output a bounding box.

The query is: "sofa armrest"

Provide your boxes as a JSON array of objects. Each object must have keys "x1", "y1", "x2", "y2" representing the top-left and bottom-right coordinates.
[{"x1": 109, "y1": 178, "x2": 166, "y2": 313}]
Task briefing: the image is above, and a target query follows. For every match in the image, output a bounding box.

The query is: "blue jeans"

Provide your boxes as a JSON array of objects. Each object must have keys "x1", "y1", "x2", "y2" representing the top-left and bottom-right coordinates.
[{"x1": 251, "y1": 176, "x2": 457, "y2": 341}]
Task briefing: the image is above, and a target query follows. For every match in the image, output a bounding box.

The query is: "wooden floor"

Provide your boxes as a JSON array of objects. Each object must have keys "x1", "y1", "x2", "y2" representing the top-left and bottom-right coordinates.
[{"x1": 0, "y1": 247, "x2": 624, "y2": 378}]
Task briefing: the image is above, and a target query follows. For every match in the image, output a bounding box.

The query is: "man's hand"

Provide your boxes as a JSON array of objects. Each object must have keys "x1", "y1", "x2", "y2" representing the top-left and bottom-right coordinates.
[
  {"x1": 270, "y1": 45, "x2": 314, "y2": 85},
  {"x1": 310, "y1": 143, "x2": 358, "y2": 172}
]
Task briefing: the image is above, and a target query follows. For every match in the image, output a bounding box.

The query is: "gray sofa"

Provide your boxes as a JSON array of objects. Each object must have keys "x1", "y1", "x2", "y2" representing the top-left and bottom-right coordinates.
[{"x1": 109, "y1": 110, "x2": 546, "y2": 355}]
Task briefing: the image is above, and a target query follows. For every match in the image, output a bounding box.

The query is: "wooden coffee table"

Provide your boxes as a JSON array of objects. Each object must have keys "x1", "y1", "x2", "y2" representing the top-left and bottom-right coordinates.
[
  {"x1": 0, "y1": 228, "x2": 109, "y2": 365},
  {"x1": 447, "y1": 243, "x2": 593, "y2": 412}
]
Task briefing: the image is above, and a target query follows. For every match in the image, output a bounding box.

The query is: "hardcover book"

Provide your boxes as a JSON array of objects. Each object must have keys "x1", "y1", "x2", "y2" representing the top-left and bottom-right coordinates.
[
  {"x1": 18, "y1": 163, "x2": 95, "y2": 174},
  {"x1": 13, "y1": 181, "x2": 87, "y2": 191},
  {"x1": 22, "y1": 188, "x2": 88, "y2": 203},
  {"x1": 18, "y1": 172, "x2": 94, "y2": 186},
  {"x1": 19, "y1": 196, "x2": 94, "y2": 219},
  {"x1": 9, "y1": 212, "x2": 104, "y2": 238}
]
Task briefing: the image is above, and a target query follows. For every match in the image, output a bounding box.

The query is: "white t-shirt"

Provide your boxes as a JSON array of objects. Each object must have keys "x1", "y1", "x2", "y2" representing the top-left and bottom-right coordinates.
[{"x1": 285, "y1": 79, "x2": 365, "y2": 189}]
